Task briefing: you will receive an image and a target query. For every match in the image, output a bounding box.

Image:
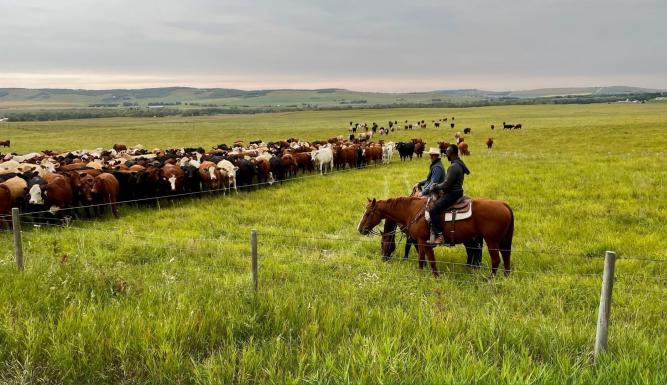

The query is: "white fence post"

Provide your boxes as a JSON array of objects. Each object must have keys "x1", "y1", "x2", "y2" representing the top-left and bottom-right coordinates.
[{"x1": 594, "y1": 250, "x2": 617, "y2": 363}]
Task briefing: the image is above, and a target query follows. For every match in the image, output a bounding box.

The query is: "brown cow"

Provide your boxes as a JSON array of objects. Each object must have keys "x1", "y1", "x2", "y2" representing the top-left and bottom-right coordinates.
[
  {"x1": 0, "y1": 176, "x2": 28, "y2": 205},
  {"x1": 255, "y1": 158, "x2": 273, "y2": 185},
  {"x1": 294, "y1": 152, "x2": 314, "y2": 174},
  {"x1": 281, "y1": 154, "x2": 298, "y2": 177},
  {"x1": 161, "y1": 164, "x2": 185, "y2": 193},
  {"x1": 412, "y1": 139, "x2": 426, "y2": 158},
  {"x1": 113, "y1": 144, "x2": 127, "y2": 152},
  {"x1": 0, "y1": 184, "x2": 11, "y2": 228},
  {"x1": 486, "y1": 138, "x2": 494, "y2": 149},
  {"x1": 340, "y1": 146, "x2": 358, "y2": 169},
  {"x1": 44, "y1": 173, "x2": 73, "y2": 217},
  {"x1": 458, "y1": 142, "x2": 470, "y2": 156},
  {"x1": 199, "y1": 161, "x2": 222, "y2": 192},
  {"x1": 0, "y1": 140, "x2": 10, "y2": 147},
  {"x1": 364, "y1": 145, "x2": 383, "y2": 166},
  {"x1": 92, "y1": 173, "x2": 120, "y2": 218},
  {"x1": 438, "y1": 141, "x2": 450, "y2": 155}
]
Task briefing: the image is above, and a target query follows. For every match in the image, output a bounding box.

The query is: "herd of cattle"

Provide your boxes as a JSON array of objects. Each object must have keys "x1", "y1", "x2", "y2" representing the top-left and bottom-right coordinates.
[
  {"x1": 0, "y1": 115, "x2": 516, "y2": 225},
  {"x1": 0, "y1": 135, "x2": 434, "y2": 224}
]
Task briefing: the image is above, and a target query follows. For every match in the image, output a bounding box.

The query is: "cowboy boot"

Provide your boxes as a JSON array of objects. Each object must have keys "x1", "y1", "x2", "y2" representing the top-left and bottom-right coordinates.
[{"x1": 428, "y1": 233, "x2": 445, "y2": 245}]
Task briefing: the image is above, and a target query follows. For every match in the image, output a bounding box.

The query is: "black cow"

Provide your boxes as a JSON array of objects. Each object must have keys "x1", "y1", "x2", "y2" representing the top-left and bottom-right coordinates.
[
  {"x1": 396, "y1": 142, "x2": 415, "y2": 161},
  {"x1": 182, "y1": 165, "x2": 202, "y2": 194},
  {"x1": 235, "y1": 159, "x2": 257, "y2": 188},
  {"x1": 269, "y1": 155, "x2": 285, "y2": 182}
]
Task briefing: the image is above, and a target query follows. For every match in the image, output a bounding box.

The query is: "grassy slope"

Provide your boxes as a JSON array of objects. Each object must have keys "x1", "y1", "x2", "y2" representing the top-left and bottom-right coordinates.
[{"x1": 0, "y1": 104, "x2": 666, "y2": 383}]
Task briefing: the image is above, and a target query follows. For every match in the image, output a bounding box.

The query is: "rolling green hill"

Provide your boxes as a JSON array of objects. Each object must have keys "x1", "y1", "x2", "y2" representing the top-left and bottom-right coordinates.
[{"x1": 0, "y1": 86, "x2": 662, "y2": 111}]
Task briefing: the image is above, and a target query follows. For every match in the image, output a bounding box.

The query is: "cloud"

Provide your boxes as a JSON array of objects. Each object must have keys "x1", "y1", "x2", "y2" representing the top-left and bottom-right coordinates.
[{"x1": 0, "y1": 0, "x2": 665, "y2": 90}]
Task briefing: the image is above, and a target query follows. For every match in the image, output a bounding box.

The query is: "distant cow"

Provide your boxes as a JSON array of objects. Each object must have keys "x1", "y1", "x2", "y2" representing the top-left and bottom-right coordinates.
[
  {"x1": 503, "y1": 122, "x2": 514, "y2": 129},
  {"x1": 491, "y1": 124, "x2": 495, "y2": 130},
  {"x1": 0, "y1": 140, "x2": 10, "y2": 147},
  {"x1": 486, "y1": 138, "x2": 494, "y2": 149},
  {"x1": 412, "y1": 139, "x2": 425, "y2": 158},
  {"x1": 438, "y1": 141, "x2": 450, "y2": 155},
  {"x1": 434, "y1": 122, "x2": 440, "y2": 128},
  {"x1": 458, "y1": 142, "x2": 470, "y2": 156},
  {"x1": 450, "y1": 123, "x2": 455, "y2": 129},
  {"x1": 113, "y1": 144, "x2": 127, "y2": 152},
  {"x1": 514, "y1": 123, "x2": 522, "y2": 129},
  {"x1": 463, "y1": 128, "x2": 471, "y2": 134}
]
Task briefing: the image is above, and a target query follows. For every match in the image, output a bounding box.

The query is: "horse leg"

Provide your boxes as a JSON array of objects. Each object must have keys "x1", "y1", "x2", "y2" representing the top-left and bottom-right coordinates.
[
  {"x1": 425, "y1": 246, "x2": 439, "y2": 277},
  {"x1": 417, "y1": 244, "x2": 426, "y2": 270},
  {"x1": 403, "y1": 238, "x2": 412, "y2": 260},
  {"x1": 486, "y1": 240, "x2": 501, "y2": 276}
]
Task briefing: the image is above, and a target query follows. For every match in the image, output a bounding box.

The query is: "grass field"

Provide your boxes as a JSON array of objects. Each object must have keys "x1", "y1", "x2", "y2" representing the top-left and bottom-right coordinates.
[{"x1": 1, "y1": 104, "x2": 666, "y2": 383}]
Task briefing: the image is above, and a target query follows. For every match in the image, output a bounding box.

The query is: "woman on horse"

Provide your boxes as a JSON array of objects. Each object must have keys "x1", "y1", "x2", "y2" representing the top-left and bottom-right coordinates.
[{"x1": 428, "y1": 144, "x2": 470, "y2": 245}]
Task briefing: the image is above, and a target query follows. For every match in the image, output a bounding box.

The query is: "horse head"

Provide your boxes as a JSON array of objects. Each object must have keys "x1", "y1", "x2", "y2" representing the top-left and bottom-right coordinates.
[{"x1": 357, "y1": 198, "x2": 382, "y2": 235}]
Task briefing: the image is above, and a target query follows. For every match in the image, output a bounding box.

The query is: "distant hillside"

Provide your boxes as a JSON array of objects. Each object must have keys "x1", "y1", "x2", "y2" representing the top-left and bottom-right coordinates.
[
  {"x1": 432, "y1": 86, "x2": 663, "y2": 99},
  {"x1": 0, "y1": 85, "x2": 664, "y2": 121},
  {"x1": 0, "y1": 85, "x2": 663, "y2": 111}
]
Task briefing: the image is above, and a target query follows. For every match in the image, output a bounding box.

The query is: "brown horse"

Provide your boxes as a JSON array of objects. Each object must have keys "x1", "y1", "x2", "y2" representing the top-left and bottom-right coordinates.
[{"x1": 358, "y1": 196, "x2": 514, "y2": 276}]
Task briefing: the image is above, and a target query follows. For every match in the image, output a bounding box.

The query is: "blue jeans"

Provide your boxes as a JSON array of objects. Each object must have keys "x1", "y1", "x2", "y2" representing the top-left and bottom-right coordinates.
[{"x1": 429, "y1": 190, "x2": 463, "y2": 234}]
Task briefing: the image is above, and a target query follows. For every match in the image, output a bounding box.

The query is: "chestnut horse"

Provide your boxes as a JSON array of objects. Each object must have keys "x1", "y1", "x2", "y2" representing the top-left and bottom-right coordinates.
[{"x1": 359, "y1": 197, "x2": 514, "y2": 276}]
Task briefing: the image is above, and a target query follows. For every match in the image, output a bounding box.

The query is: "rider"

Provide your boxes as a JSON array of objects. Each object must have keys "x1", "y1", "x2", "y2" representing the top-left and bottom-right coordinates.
[
  {"x1": 428, "y1": 144, "x2": 470, "y2": 245},
  {"x1": 414, "y1": 147, "x2": 445, "y2": 196}
]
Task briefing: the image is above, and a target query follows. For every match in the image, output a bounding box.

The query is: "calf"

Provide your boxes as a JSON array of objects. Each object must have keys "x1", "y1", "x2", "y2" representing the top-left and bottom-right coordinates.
[
  {"x1": 486, "y1": 138, "x2": 494, "y2": 149},
  {"x1": 0, "y1": 140, "x2": 10, "y2": 147},
  {"x1": 463, "y1": 128, "x2": 471, "y2": 134}
]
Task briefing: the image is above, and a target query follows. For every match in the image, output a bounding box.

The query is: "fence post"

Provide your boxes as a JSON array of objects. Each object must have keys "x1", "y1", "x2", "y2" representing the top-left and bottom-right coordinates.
[
  {"x1": 11, "y1": 208, "x2": 24, "y2": 271},
  {"x1": 594, "y1": 250, "x2": 617, "y2": 363},
  {"x1": 250, "y1": 229, "x2": 257, "y2": 292}
]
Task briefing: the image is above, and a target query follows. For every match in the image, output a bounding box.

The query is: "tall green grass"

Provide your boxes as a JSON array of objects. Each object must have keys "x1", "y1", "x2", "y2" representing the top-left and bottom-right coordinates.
[{"x1": 0, "y1": 103, "x2": 666, "y2": 383}]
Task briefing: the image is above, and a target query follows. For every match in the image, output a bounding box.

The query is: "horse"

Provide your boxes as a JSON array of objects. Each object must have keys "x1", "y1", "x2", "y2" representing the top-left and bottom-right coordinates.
[
  {"x1": 359, "y1": 196, "x2": 514, "y2": 276},
  {"x1": 381, "y1": 218, "x2": 483, "y2": 267}
]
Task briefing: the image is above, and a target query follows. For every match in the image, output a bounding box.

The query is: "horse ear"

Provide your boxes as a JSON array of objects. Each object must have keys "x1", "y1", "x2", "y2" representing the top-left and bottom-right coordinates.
[
  {"x1": 367, "y1": 197, "x2": 371, "y2": 202},
  {"x1": 372, "y1": 198, "x2": 376, "y2": 205}
]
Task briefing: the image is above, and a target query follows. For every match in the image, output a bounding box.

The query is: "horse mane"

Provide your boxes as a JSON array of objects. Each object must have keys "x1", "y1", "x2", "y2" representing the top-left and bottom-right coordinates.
[{"x1": 382, "y1": 196, "x2": 422, "y2": 210}]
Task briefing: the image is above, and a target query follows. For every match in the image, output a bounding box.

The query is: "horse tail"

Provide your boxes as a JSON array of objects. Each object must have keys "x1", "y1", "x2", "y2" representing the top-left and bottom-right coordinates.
[{"x1": 500, "y1": 203, "x2": 514, "y2": 272}]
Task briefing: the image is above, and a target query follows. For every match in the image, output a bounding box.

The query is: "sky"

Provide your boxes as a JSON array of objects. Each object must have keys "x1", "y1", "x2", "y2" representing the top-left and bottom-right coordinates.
[{"x1": 0, "y1": 0, "x2": 665, "y2": 92}]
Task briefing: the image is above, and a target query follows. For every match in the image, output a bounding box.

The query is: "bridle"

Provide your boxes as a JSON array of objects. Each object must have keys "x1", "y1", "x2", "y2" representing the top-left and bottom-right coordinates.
[{"x1": 363, "y1": 200, "x2": 426, "y2": 238}]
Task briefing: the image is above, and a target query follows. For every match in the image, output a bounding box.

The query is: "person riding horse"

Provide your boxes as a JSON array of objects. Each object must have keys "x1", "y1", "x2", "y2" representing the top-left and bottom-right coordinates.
[
  {"x1": 414, "y1": 147, "x2": 445, "y2": 196},
  {"x1": 427, "y1": 144, "x2": 470, "y2": 245}
]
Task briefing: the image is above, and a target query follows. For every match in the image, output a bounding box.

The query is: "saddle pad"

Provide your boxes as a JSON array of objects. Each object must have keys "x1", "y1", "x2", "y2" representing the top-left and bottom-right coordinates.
[{"x1": 425, "y1": 202, "x2": 473, "y2": 222}]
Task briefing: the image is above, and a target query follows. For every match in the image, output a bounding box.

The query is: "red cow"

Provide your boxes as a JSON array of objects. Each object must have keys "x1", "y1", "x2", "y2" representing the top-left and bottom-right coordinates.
[
  {"x1": 92, "y1": 173, "x2": 120, "y2": 218},
  {"x1": 486, "y1": 138, "x2": 494, "y2": 149}
]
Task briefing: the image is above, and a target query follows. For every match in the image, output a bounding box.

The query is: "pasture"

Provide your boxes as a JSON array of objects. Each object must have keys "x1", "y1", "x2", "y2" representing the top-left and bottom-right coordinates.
[{"x1": 1, "y1": 103, "x2": 666, "y2": 383}]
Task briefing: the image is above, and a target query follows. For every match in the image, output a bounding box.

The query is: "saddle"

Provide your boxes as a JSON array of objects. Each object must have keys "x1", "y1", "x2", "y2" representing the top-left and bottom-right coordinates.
[{"x1": 425, "y1": 194, "x2": 473, "y2": 222}]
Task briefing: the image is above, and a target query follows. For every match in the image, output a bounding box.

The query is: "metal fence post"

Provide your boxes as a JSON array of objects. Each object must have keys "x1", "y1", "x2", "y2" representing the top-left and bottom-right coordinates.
[
  {"x1": 251, "y1": 229, "x2": 257, "y2": 292},
  {"x1": 594, "y1": 250, "x2": 617, "y2": 363},
  {"x1": 11, "y1": 208, "x2": 24, "y2": 271}
]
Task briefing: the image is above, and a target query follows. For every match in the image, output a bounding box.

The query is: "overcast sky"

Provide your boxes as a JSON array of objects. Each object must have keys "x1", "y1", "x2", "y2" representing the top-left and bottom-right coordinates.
[{"x1": 1, "y1": 0, "x2": 665, "y2": 91}]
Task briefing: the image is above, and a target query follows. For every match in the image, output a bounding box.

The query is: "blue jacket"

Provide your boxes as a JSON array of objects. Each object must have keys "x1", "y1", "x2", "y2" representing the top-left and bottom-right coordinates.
[{"x1": 419, "y1": 159, "x2": 445, "y2": 196}]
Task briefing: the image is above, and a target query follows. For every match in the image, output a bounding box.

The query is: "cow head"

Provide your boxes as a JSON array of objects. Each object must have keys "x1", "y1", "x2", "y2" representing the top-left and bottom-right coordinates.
[
  {"x1": 28, "y1": 183, "x2": 45, "y2": 205},
  {"x1": 80, "y1": 174, "x2": 96, "y2": 202}
]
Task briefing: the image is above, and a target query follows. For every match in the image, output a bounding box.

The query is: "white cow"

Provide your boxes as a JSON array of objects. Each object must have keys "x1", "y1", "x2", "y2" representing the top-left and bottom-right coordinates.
[
  {"x1": 382, "y1": 142, "x2": 395, "y2": 164},
  {"x1": 216, "y1": 159, "x2": 239, "y2": 193},
  {"x1": 311, "y1": 147, "x2": 334, "y2": 175}
]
